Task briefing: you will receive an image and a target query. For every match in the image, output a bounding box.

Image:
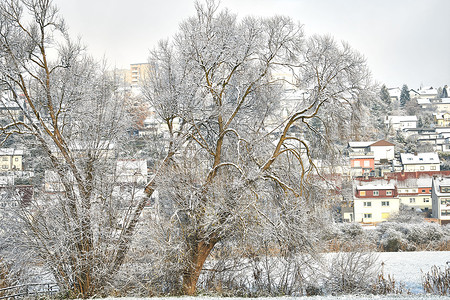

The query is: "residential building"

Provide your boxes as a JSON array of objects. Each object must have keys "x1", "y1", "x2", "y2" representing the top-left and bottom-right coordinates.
[
  {"x1": 370, "y1": 140, "x2": 395, "y2": 162},
  {"x1": 0, "y1": 185, "x2": 33, "y2": 209},
  {"x1": 0, "y1": 148, "x2": 23, "y2": 172},
  {"x1": 400, "y1": 152, "x2": 440, "y2": 172},
  {"x1": 353, "y1": 183, "x2": 399, "y2": 223},
  {"x1": 116, "y1": 159, "x2": 148, "y2": 185},
  {"x1": 385, "y1": 116, "x2": 418, "y2": 133},
  {"x1": 130, "y1": 63, "x2": 150, "y2": 87},
  {"x1": 349, "y1": 152, "x2": 374, "y2": 177},
  {"x1": 410, "y1": 86, "x2": 438, "y2": 100},
  {"x1": 431, "y1": 177, "x2": 450, "y2": 224},
  {"x1": 396, "y1": 177, "x2": 432, "y2": 211},
  {"x1": 434, "y1": 113, "x2": 450, "y2": 127}
]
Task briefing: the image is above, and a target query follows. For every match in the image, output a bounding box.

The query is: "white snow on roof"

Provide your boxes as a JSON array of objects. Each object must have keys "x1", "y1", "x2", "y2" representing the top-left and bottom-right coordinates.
[
  {"x1": 417, "y1": 98, "x2": 430, "y2": 105},
  {"x1": 385, "y1": 115, "x2": 418, "y2": 123},
  {"x1": 0, "y1": 148, "x2": 23, "y2": 156},
  {"x1": 400, "y1": 152, "x2": 439, "y2": 165},
  {"x1": 356, "y1": 184, "x2": 395, "y2": 190}
]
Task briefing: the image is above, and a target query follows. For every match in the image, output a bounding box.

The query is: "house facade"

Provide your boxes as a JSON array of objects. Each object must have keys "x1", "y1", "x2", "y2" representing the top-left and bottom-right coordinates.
[
  {"x1": 396, "y1": 177, "x2": 432, "y2": 211},
  {"x1": 431, "y1": 177, "x2": 450, "y2": 224},
  {"x1": 385, "y1": 116, "x2": 418, "y2": 133},
  {"x1": 400, "y1": 152, "x2": 440, "y2": 172},
  {"x1": 0, "y1": 148, "x2": 23, "y2": 172},
  {"x1": 353, "y1": 184, "x2": 399, "y2": 223},
  {"x1": 370, "y1": 140, "x2": 395, "y2": 162}
]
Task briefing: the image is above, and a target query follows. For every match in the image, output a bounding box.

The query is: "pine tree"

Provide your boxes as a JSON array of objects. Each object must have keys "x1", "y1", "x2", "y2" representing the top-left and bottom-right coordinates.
[
  {"x1": 379, "y1": 84, "x2": 391, "y2": 106},
  {"x1": 400, "y1": 84, "x2": 410, "y2": 107}
]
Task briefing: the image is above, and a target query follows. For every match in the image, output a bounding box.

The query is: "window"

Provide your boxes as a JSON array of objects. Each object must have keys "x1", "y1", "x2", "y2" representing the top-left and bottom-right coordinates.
[
  {"x1": 440, "y1": 187, "x2": 450, "y2": 193},
  {"x1": 422, "y1": 189, "x2": 426, "y2": 193},
  {"x1": 360, "y1": 191, "x2": 366, "y2": 196},
  {"x1": 431, "y1": 166, "x2": 436, "y2": 170},
  {"x1": 373, "y1": 191, "x2": 379, "y2": 196},
  {"x1": 410, "y1": 198, "x2": 416, "y2": 203},
  {"x1": 420, "y1": 166, "x2": 425, "y2": 170},
  {"x1": 364, "y1": 213, "x2": 372, "y2": 219},
  {"x1": 364, "y1": 160, "x2": 370, "y2": 167},
  {"x1": 1, "y1": 165, "x2": 7, "y2": 169},
  {"x1": 442, "y1": 210, "x2": 450, "y2": 216},
  {"x1": 2, "y1": 157, "x2": 7, "y2": 161},
  {"x1": 14, "y1": 157, "x2": 18, "y2": 162},
  {"x1": 382, "y1": 201, "x2": 390, "y2": 206},
  {"x1": 364, "y1": 201, "x2": 372, "y2": 207},
  {"x1": 354, "y1": 161, "x2": 360, "y2": 167},
  {"x1": 424, "y1": 198, "x2": 430, "y2": 203},
  {"x1": 386, "y1": 191, "x2": 392, "y2": 196},
  {"x1": 382, "y1": 213, "x2": 390, "y2": 219}
]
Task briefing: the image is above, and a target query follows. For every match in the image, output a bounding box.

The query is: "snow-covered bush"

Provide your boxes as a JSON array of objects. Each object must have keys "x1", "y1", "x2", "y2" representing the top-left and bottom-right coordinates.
[
  {"x1": 379, "y1": 226, "x2": 407, "y2": 252},
  {"x1": 325, "y1": 250, "x2": 378, "y2": 295}
]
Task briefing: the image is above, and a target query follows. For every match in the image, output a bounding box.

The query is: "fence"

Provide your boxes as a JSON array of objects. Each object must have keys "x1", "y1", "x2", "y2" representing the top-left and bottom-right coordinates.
[{"x1": 0, "y1": 283, "x2": 59, "y2": 299}]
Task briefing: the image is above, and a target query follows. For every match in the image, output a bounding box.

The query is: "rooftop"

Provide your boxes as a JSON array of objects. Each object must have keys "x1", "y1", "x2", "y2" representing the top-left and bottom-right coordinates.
[{"x1": 400, "y1": 152, "x2": 439, "y2": 165}]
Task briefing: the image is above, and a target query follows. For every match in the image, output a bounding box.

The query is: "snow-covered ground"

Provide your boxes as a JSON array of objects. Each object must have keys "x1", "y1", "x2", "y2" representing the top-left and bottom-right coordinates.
[
  {"x1": 100, "y1": 251, "x2": 450, "y2": 300},
  {"x1": 377, "y1": 251, "x2": 449, "y2": 294},
  {"x1": 103, "y1": 296, "x2": 448, "y2": 300}
]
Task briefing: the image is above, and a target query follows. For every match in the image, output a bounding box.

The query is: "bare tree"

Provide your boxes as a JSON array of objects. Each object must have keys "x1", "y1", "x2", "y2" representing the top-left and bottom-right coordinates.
[
  {"x1": 0, "y1": 0, "x2": 144, "y2": 297},
  {"x1": 140, "y1": 0, "x2": 374, "y2": 295}
]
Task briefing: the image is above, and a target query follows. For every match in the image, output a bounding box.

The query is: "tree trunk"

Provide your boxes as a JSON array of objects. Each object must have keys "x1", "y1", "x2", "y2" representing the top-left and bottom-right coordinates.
[{"x1": 182, "y1": 238, "x2": 217, "y2": 295}]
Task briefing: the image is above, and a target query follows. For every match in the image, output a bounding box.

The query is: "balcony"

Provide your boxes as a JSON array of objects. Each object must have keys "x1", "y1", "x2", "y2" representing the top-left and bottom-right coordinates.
[{"x1": 348, "y1": 151, "x2": 374, "y2": 158}]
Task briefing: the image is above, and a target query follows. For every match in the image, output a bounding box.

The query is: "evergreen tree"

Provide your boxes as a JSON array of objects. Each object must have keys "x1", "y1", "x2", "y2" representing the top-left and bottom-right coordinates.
[
  {"x1": 379, "y1": 84, "x2": 391, "y2": 106},
  {"x1": 400, "y1": 84, "x2": 410, "y2": 107}
]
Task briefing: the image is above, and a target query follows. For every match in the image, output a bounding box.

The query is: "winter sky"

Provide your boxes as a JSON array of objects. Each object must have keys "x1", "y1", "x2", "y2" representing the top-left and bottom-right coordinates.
[{"x1": 54, "y1": 0, "x2": 450, "y2": 89}]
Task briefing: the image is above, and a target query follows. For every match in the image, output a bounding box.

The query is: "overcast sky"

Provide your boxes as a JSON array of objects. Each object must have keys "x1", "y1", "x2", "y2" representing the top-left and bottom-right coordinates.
[{"x1": 54, "y1": 0, "x2": 450, "y2": 89}]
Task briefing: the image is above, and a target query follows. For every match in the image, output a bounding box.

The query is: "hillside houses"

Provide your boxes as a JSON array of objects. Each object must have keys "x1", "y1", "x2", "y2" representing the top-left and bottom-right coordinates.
[{"x1": 350, "y1": 171, "x2": 450, "y2": 225}]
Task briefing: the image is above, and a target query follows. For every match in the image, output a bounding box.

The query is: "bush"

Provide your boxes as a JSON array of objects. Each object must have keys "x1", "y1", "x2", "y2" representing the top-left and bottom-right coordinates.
[{"x1": 325, "y1": 251, "x2": 378, "y2": 295}]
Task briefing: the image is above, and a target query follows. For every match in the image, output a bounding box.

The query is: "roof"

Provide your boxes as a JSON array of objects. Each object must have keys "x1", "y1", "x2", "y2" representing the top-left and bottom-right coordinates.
[
  {"x1": 400, "y1": 152, "x2": 439, "y2": 165},
  {"x1": 433, "y1": 177, "x2": 450, "y2": 196},
  {"x1": 356, "y1": 184, "x2": 395, "y2": 190},
  {"x1": 0, "y1": 148, "x2": 24, "y2": 156},
  {"x1": 385, "y1": 116, "x2": 418, "y2": 123},
  {"x1": 348, "y1": 141, "x2": 374, "y2": 148},
  {"x1": 370, "y1": 140, "x2": 395, "y2": 147}
]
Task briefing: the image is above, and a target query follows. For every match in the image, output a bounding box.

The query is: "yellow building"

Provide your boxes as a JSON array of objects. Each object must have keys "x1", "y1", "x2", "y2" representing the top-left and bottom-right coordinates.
[
  {"x1": 0, "y1": 148, "x2": 23, "y2": 171},
  {"x1": 111, "y1": 63, "x2": 150, "y2": 88},
  {"x1": 434, "y1": 113, "x2": 450, "y2": 127},
  {"x1": 130, "y1": 63, "x2": 150, "y2": 86}
]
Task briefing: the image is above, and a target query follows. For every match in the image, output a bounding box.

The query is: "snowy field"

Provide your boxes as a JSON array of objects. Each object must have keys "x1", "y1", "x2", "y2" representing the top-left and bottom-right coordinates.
[
  {"x1": 99, "y1": 251, "x2": 449, "y2": 300},
  {"x1": 376, "y1": 251, "x2": 449, "y2": 294}
]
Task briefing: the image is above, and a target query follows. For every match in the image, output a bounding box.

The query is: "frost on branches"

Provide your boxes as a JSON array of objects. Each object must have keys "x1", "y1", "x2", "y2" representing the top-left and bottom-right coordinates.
[
  {"x1": 140, "y1": 0, "x2": 374, "y2": 295},
  {"x1": 0, "y1": 0, "x2": 375, "y2": 297}
]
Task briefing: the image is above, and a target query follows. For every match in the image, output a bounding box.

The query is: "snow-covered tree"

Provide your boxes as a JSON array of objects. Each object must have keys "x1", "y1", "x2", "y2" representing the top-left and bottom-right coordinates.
[
  {"x1": 400, "y1": 84, "x2": 410, "y2": 107},
  {"x1": 0, "y1": 0, "x2": 142, "y2": 297},
  {"x1": 141, "y1": 0, "x2": 374, "y2": 295},
  {"x1": 380, "y1": 84, "x2": 391, "y2": 106}
]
